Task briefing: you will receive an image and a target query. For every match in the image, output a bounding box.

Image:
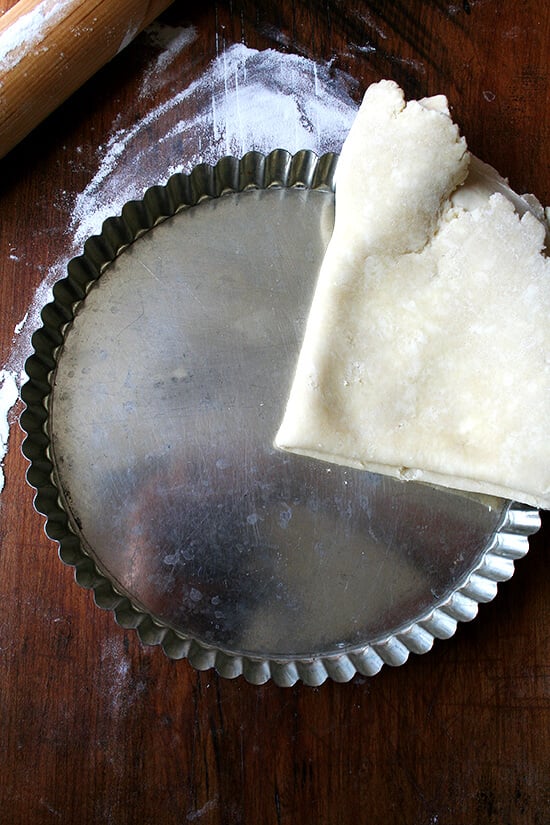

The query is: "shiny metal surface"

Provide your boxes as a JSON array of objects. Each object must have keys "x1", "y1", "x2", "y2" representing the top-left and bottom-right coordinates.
[{"x1": 21, "y1": 152, "x2": 540, "y2": 684}]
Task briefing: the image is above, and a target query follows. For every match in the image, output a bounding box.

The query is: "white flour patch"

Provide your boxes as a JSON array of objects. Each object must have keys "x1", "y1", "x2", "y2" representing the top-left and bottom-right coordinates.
[
  {"x1": 356, "y1": 43, "x2": 377, "y2": 55},
  {"x1": 140, "y1": 22, "x2": 198, "y2": 95},
  {"x1": 388, "y1": 54, "x2": 426, "y2": 74},
  {"x1": 0, "y1": 0, "x2": 65, "y2": 72},
  {"x1": 1, "y1": 31, "x2": 358, "y2": 499},
  {"x1": 0, "y1": 370, "x2": 19, "y2": 493},
  {"x1": 99, "y1": 635, "x2": 146, "y2": 720},
  {"x1": 69, "y1": 42, "x2": 358, "y2": 249},
  {"x1": 0, "y1": 273, "x2": 56, "y2": 491},
  {"x1": 357, "y1": 10, "x2": 388, "y2": 40},
  {"x1": 14, "y1": 312, "x2": 29, "y2": 335}
]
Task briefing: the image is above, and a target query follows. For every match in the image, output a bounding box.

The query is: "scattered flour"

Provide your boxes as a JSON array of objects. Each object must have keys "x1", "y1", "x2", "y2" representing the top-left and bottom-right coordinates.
[
  {"x1": 140, "y1": 22, "x2": 198, "y2": 95},
  {"x1": 0, "y1": 370, "x2": 18, "y2": 493},
  {"x1": 70, "y1": 41, "x2": 358, "y2": 250},
  {"x1": 0, "y1": 28, "x2": 359, "y2": 494},
  {"x1": 99, "y1": 635, "x2": 146, "y2": 720}
]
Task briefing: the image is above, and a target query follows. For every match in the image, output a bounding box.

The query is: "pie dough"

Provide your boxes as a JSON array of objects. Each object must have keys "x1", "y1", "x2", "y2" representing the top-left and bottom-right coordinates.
[{"x1": 275, "y1": 80, "x2": 550, "y2": 509}]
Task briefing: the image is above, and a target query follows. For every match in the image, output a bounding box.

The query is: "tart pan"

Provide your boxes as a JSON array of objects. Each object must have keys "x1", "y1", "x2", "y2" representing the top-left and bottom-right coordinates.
[{"x1": 20, "y1": 150, "x2": 541, "y2": 686}]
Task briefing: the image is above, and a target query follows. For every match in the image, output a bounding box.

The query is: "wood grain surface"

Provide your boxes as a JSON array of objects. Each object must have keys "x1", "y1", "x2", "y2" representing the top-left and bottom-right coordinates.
[{"x1": 0, "y1": 2, "x2": 549, "y2": 824}]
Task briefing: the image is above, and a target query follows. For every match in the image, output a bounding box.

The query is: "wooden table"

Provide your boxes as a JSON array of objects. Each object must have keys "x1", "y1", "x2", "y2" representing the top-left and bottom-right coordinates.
[{"x1": 1, "y1": 2, "x2": 548, "y2": 823}]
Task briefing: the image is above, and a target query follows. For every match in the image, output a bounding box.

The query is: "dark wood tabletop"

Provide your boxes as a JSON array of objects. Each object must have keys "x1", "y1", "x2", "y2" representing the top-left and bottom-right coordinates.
[{"x1": 0, "y1": 2, "x2": 549, "y2": 823}]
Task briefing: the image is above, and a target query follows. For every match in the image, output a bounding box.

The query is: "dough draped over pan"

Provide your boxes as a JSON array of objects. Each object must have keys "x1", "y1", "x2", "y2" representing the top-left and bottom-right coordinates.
[{"x1": 275, "y1": 80, "x2": 550, "y2": 509}]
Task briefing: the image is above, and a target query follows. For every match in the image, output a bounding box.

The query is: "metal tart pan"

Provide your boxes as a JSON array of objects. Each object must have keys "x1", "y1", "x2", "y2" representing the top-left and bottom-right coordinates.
[{"x1": 20, "y1": 150, "x2": 541, "y2": 686}]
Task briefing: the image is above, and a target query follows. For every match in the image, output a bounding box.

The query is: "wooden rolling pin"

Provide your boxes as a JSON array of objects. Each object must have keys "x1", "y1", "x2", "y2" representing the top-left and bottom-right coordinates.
[{"x1": 0, "y1": 0, "x2": 174, "y2": 159}]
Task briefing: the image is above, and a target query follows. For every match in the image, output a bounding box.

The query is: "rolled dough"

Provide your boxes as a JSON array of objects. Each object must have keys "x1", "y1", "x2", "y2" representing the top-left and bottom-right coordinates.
[{"x1": 275, "y1": 80, "x2": 550, "y2": 510}]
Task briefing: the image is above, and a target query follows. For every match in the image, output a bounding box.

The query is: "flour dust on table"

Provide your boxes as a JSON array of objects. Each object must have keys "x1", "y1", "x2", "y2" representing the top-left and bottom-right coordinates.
[{"x1": 0, "y1": 30, "x2": 358, "y2": 495}]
